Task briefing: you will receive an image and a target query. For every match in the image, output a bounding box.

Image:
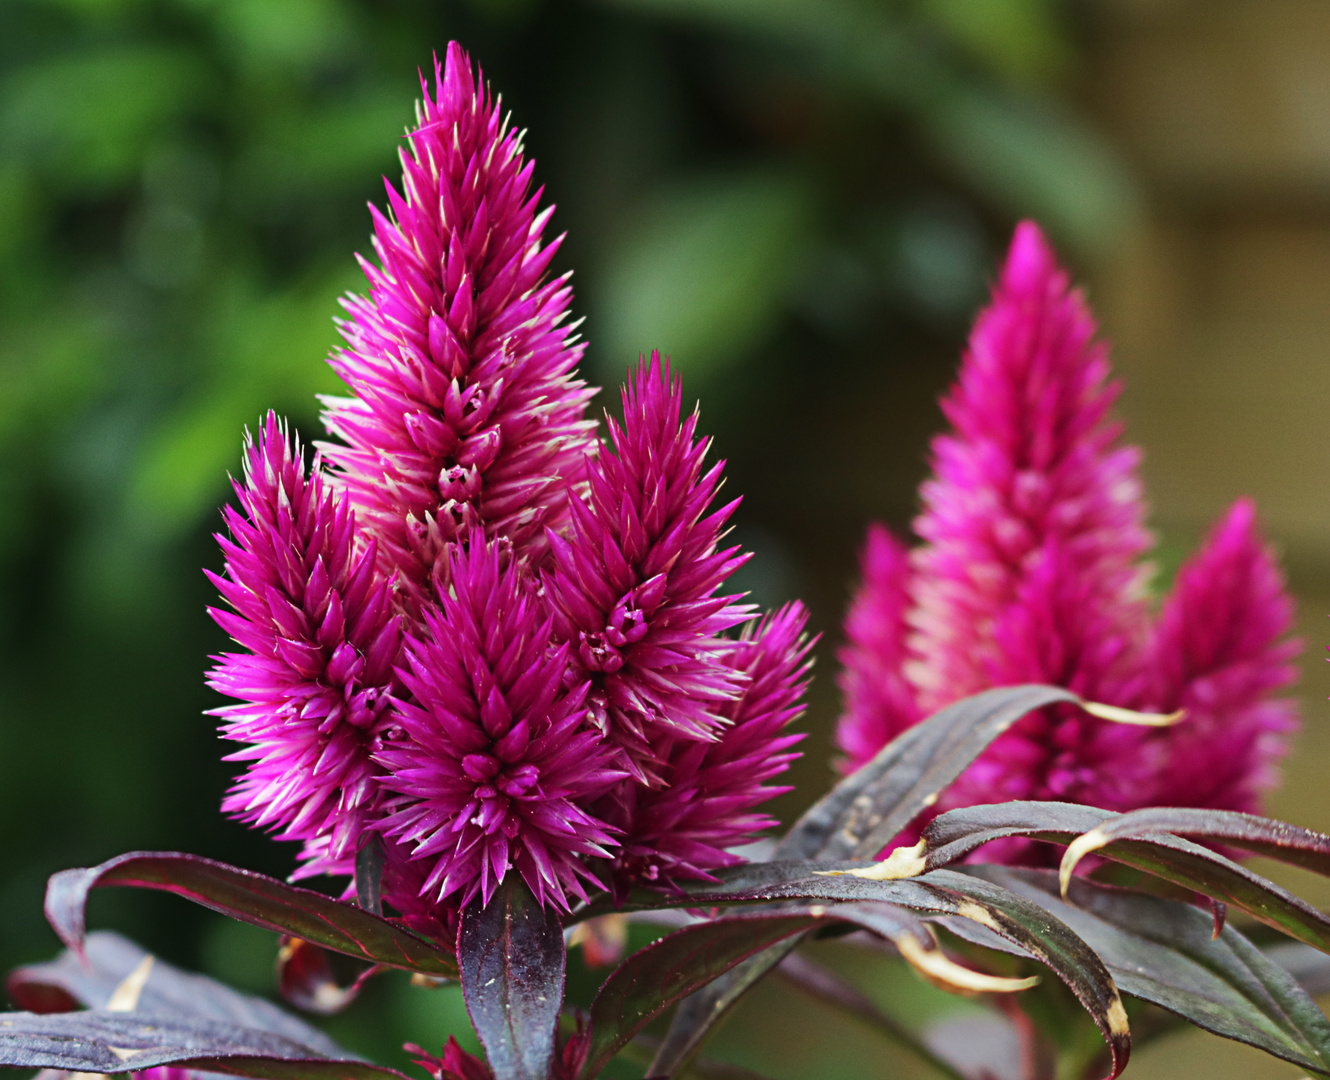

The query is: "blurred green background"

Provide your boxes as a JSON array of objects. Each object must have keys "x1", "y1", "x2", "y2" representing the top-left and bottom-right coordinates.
[{"x1": 1, "y1": 0, "x2": 1326, "y2": 1077}]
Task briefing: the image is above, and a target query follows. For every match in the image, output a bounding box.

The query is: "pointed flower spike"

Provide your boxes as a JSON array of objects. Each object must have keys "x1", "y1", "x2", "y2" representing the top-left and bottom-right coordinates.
[
  {"x1": 1079, "y1": 701, "x2": 1185, "y2": 727},
  {"x1": 322, "y1": 42, "x2": 597, "y2": 612},
  {"x1": 895, "y1": 933, "x2": 1040, "y2": 996}
]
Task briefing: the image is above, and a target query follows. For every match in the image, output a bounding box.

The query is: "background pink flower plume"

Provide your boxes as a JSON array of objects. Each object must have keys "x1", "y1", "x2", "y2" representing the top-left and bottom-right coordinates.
[{"x1": 836, "y1": 221, "x2": 1299, "y2": 857}]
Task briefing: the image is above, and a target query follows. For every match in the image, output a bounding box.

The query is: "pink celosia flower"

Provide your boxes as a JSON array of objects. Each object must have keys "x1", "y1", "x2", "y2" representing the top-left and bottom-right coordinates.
[
  {"x1": 321, "y1": 42, "x2": 596, "y2": 615},
  {"x1": 543, "y1": 354, "x2": 753, "y2": 778},
  {"x1": 206, "y1": 413, "x2": 401, "y2": 863},
  {"x1": 836, "y1": 222, "x2": 1298, "y2": 851},
  {"x1": 599, "y1": 602, "x2": 813, "y2": 889},
  {"x1": 207, "y1": 45, "x2": 809, "y2": 920},
  {"x1": 376, "y1": 537, "x2": 622, "y2": 910}
]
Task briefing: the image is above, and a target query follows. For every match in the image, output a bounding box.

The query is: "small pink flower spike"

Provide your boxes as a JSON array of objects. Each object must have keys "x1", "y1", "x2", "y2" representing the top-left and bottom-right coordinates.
[
  {"x1": 1140, "y1": 498, "x2": 1300, "y2": 812},
  {"x1": 322, "y1": 43, "x2": 597, "y2": 615},
  {"x1": 376, "y1": 537, "x2": 622, "y2": 912},
  {"x1": 207, "y1": 412, "x2": 401, "y2": 863},
  {"x1": 604, "y1": 602, "x2": 813, "y2": 889},
  {"x1": 543, "y1": 353, "x2": 753, "y2": 779},
  {"x1": 836, "y1": 525, "x2": 920, "y2": 772}
]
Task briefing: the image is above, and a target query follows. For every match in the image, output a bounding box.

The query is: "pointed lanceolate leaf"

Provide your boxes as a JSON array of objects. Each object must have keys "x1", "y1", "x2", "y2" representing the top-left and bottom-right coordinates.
[
  {"x1": 0, "y1": 1009, "x2": 409, "y2": 1080},
  {"x1": 947, "y1": 867, "x2": 1330, "y2": 1076},
  {"x1": 1058, "y1": 807, "x2": 1330, "y2": 878},
  {"x1": 44, "y1": 852, "x2": 457, "y2": 976},
  {"x1": 920, "y1": 869, "x2": 1130, "y2": 1080},
  {"x1": 355, "y1": 837, "x2": 386, "y2": 917},
  {"x1": 458, "y1": 875, "x2": 565, "y2": 1080},
  {"x1": 907, "y1": 802, "x2": 1330, "y2": 952},
  {"x1": 779, "y1": 685, "x2": 1080, "y2": 860},
  {"x1": 7, "y1": 931, "x2": 348, "y2": 1055}
]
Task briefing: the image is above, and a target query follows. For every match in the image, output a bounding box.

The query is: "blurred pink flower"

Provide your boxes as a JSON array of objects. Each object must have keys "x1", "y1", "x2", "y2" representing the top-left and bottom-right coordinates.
[{"x1": 836, "y1": 222, "x2": 1299, "y2": 855}]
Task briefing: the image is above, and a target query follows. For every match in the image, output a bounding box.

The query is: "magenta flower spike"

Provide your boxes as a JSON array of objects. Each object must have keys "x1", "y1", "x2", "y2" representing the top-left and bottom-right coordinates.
[
  {"x1": 206, "y1": 413, "x2": 401, "y2": 862},
  {"x1": 321, "y1": 43, "x2": 597, "y2": 615},
  {"x1": 206, "y1": 45, "x2": 809, "y2": 917},
  {"x1": 835, "y1": 221, "x2": 1299, "y2": 849},
  {"x1": 543, "y1": 353, "x2": 754, "y2": 778},
  {"x1": 602, "y1": 602, "x2": 813, "y2": 888},
  {"x1": 376, "y1": 537, "x2": 623, "y2": 912},
  {"x1": 1139, "y1": 498, "x2": 1300, "y2": 812}
]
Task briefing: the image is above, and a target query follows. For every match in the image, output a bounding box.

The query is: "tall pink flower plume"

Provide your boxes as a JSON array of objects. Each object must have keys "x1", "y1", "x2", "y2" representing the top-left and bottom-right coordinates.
[
  {"x1": 321, "y1": 42, "x2": 596, "y2": 614},
  {"x1": 207, "y1": 45, "x2": 809, "y2": 920},
  {"x1": 544, "y1": 353, "x2": 753, "y2": 778},
  {"x1": 836, "y1": 221, "x2": 1299, "y2": 851},
  {"x1": 207, "y1": 413, "x2": 401, "y2": 861},
  {"x1": 376, "y1": 537, "x2": 622, "y2": 911},
  {"x1": 600, "y1": 602, "x2": 813, "y2": 889}
]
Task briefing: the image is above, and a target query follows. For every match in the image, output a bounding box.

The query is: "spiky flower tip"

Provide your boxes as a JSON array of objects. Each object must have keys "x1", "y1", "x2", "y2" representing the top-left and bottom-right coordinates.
[
  {"x1": 206, "y1": 412, "x2": 402, "y2": 862},
  {"x1": 599, "y1": 602, "x2": 814, "y2": 890},
  {"x1": 376, "y1": 537, "x2": 623, "y2": 911},
  {"x1": 320, "y1": 41, "x2": 597, "y2": 614},
  {"x1": 544, "y1": 352, "x2": 753, "y2": 779},
  {"x1": 835, "y1": 221, "x2": 1299, "y2": 856}
]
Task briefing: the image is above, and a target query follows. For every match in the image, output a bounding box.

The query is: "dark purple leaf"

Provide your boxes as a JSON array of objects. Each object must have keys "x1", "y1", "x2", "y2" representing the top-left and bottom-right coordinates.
[
  {"x1": 458, "y1": 876, "x2": 564, "y2": 1080},
  {"x1": 0, "y1": 1009, "x2": 408, "y2": 1080},
  {"x1": 913, "y1": 802, "x2": 1330, "y2": 951},
  {"x1": 8, "y1": 931, "x2": 346, "y2": 1056},
  {"x1": 946, "y1": 867, "x2": 1330, "y2": 1077},
  {"x1": 276, "y1": 938, "x2": 382, "y2": 1016},
  {"x1": 1061, "y1": 806, "x2": 1330, "y2": 878},
  {"x1": 778, "y1": 685, "x2": 1081, "y2": 861},
  {"x1": 45, "y1": 852, "x2": 457, "y2": 977},
  {"x1": 647, "y1": 687, "x2": 1084, "y2": 1079}
]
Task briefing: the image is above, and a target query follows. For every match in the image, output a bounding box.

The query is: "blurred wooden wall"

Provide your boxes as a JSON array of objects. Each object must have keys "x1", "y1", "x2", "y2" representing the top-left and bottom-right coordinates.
[{"x1": 1089, "y1": 3, "x2": 1330, "y2": 1075}]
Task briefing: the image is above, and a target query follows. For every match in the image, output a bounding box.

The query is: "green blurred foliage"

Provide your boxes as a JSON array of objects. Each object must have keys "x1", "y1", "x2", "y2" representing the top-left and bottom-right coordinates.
[{"x1": 0, "y1": 0, "x2": 1136, "y2": 1074}]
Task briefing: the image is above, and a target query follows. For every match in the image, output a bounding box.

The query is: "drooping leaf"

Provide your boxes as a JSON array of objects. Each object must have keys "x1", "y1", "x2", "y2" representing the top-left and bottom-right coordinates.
[
  {"x1": 920, "y1": 869, "x2": 1129, "y2": 1079},
  {"x1": 0, "y1": 1008, "x2": 408, "y2": 1080},
  {"x1": 778, "y1": 684, "x2": 1080, "y2": 861},
  {"x1": 1058, "y1": 807, "x2": 1330, "y2": 878},
  {"x1": 276, "y1": 938, "x2": 382, "y2": 1016},
  {"x1": 647, "y1": 687, "x2": 1085, "y2": 1078},
  {"x1": 908, "y1": 802, "x2": 1330, "y2": 951},
  {"x1": 458, "y1": 876, "x2": 565, "y2": 1080},
  {"x1": 946, "y1": 867, "x2": 1330, "y2": 1077},
  {"x1": 44, "y1": 852, "x2": 457, "y2": 977},
  {"x1": 7, "y1": 930, "x2": 347, "y2": 1055}
]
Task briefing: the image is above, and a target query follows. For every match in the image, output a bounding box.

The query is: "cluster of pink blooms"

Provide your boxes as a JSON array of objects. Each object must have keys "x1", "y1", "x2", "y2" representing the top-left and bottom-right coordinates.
[
  {"x1": 836, "y1": 222, "x2": 1300, "y2": 858},
  {"x1": 206, "y1": 44, "x2": 810, "y2": 930}
]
